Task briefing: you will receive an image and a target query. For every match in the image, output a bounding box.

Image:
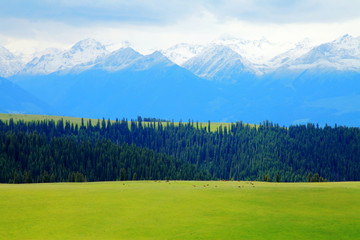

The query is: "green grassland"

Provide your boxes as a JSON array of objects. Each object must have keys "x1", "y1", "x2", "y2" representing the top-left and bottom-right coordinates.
[
  {"x1": 0, "y1": 113, "x2": 104, "y2": 127},
  {"x1": 1, "y1": 181, "x2": 359, "y2": 240},
  {"x1": 0, "y1": 113, "x2": 242, "y2": 132}
]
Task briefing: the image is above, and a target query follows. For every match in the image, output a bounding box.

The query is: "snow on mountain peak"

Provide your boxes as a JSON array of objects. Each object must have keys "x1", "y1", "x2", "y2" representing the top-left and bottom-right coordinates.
[
  {"x1": 22, "y1": 39, "x2": 108, "y2": 75},
  {"x1": 2, "y1": 34, "x2": 360, "y2": 78},
  {"x1": 267, "y1": 38, "x2": 315, "y2": 71},
  {"x1": 288, "y1": 34, "x2": 360, "y2": 71},
  {"x1": 161, "y1": 43, "x2": 204, "y2": 65},
  {"x1": 0, "y1": 46, "x2": 24, "y2": 77},
  {"x1": 212, "y1": 37, "x2": 295, "y2": 66},
  {"x1": 183, "y1": 44, "x2": 258, "y2": 81},
  {"x1": 336, "y1": 34, "x2": 352, "y2": 43},
  {"x1": 94, "y1": 48, "x2": 175, "y2": 72},
  {"x1": 131, "y1": 51, "x2": 174, "y2": 71},
  {"x1": 71, "y1": 38, "x2": 106, "y2": 52},
  {"x1": 97, "y1": 47, "x2": 143, "y2": 71}
]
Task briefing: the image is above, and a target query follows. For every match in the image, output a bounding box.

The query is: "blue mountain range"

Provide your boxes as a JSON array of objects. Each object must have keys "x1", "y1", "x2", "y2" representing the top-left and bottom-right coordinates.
[{"x1": 2, "y1": 36, "x2": 360, "y2": 126}]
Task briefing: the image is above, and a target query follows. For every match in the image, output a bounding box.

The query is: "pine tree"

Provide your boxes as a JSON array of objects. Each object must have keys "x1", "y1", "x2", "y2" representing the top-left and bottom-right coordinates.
[
  {"x1": 119, "y1": 168, "x2": 127, "y2": 181},
  {"x1": 43, "y1": 171, "x2": 50, "y2": 183},
  {"x1": 24, "y1": 171, "x2": 33, "y2": 183},
  {"x1": 307, "y1": 173, "x2": 312, "y2": 182},
  {"x1": 50, "y1": 173, "x2": 55, "y2": 182}
]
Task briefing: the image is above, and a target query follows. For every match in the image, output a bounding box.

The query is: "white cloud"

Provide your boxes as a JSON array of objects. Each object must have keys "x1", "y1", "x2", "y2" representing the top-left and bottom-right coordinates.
[
  {"x1": 204, "y1": 0, "x2": 360, "y2": 23},
  {"x1": 3, "y1": 0, "x2": 360, "y2": 25},
  {"x1": 1, "y1": 0, "x2": 360, "y2": 55}
]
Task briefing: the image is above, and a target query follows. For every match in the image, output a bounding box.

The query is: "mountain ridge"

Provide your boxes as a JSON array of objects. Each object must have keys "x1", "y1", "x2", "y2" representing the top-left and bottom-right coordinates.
[
  {"x1": 2, "y1": 34, "x2": 360, "y2": 78},
  {"x1": 2, "y1": 35, "x2": 360, "y2": 126}
]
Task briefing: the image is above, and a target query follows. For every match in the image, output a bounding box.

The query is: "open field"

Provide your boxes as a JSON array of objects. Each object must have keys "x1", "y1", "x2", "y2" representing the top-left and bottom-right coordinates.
[
  {"x1": 0, "y1": 113, "x2": 104, "y2": 127},
  {"x1": 1, "y1": 181, "x2": 359, "y2": 240},
  {"x1": 0, "y1": 113, "x2": 244, "y2": 132}
]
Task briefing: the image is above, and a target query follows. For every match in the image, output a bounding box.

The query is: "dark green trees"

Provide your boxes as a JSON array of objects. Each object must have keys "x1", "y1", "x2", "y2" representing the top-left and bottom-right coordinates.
[
  {"x1": 0, "y1": 117, "x2": 359, "y2": 183},
  {"x1": 24, "y1": 171, "x2": 33, "y2": 183},
  {"x1": 43, "y1": 171, "x2": 50, "y2": 183},
  {"x1": 119, "y1": 168, "x2": 127, "y2": 181}
]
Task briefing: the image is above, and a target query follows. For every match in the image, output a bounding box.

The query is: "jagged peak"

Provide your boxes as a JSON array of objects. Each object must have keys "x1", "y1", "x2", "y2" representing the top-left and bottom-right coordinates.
[
  {"x1": 145, "y1": 51, "x2": 172, "y2": 63},
  {"x1": 196, "y1": 44, "x2": 245, "y2": 60},
  {"x1": 336, "y1": 34, "x2": 352, "y2": 42},
  {"x1": 110, "y1": 47, "x2": 141, "y2": 56},
  {"x1": 331, "y1": 34, "x2": 360, "y2": 46},
  {"x1": 71, "y1": 38, "x2": 106, "y2": 51}
]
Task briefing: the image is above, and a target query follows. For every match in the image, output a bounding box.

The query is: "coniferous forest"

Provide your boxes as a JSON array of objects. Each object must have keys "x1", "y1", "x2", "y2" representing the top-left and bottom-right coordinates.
[{"x1": 0, "y1": 117, "x2": 359, "y2": 183}]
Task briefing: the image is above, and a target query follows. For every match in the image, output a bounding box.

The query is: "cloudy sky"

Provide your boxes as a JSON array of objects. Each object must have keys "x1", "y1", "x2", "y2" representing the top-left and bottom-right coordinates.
[{"x1": 1, "y1": 0, "x2": 360, "y2": 55}]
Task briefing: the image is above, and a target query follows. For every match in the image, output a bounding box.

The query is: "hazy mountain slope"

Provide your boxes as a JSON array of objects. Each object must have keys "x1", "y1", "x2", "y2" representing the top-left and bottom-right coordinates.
[
  {"x1": 0, "y1": 77, "x2": 51, "y2": 114},
  {"x1": 11, "y1": 51, "x2": 219, "y2": 120},
  {"x1": 55, "y1": 66, "x2": 214, "y2": 120}
]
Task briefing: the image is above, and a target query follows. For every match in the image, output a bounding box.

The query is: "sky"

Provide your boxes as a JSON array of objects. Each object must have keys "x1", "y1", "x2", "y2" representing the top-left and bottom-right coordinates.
[{"x1": 1, "y1": 0, "x2": 360, "y2": 56}]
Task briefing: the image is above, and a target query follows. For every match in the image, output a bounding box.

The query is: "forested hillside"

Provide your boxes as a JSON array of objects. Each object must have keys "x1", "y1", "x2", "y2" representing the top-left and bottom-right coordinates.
[{"x1": 0, "y1": 117, "x2": 359, "y2": 183}]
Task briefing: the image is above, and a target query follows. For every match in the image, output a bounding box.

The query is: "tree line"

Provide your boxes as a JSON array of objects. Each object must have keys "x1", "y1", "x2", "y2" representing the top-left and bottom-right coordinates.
[{"x1": 0, "y1": 117, "x2": 359, "y2": 183}]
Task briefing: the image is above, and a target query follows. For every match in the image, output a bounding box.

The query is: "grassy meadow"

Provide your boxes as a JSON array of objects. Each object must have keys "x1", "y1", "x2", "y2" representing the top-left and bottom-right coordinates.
[
  {"x1": 1, "y1": 181, "x2": 359, "y2": 240},
  {"x1": 0, "y1": 113, "x2": 104, "y2": 127},
  {"x1": 0, "y1": 113, "x2": 241, "y2": 132}
]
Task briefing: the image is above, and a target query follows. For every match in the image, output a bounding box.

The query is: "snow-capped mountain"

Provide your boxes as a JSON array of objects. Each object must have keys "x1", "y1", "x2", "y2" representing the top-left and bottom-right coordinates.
[
  {"x1": 93, "y1": 47, "x2": 143, "y2": 71},
  {"x1": 161, "y1": 43, "x2": 205, "y2": 65},
  {"x1": 81, "y1": 48, "x2": 174, "y2": 72},
  {"x1": 1, "y1": 34, "x2": 360, "y2": 79},
  {"x1": 0, "y1": 46, "x2": 24, "y2": 77},
  {"x1": 21, "y1": 39, "x2": 108, "y2": 75},
  {"x1": 2, "y1": 35, "x2": 360, "y2": 126},
  {"x1": 183, "y1": 44, "x2": 258, "y2": 82},
  {"x1": 289, "y1": 34, "x2": 360, "y2": 71},
  {"x1": 268, "y1": 38, "x2": 314, "y2": 70},
  {"x1": 162, "y1": 37, "x2": 297, "y2": 69},
  {"x1": 130, "y1": 51, "x2": 175, "y2": 71},
  {"x1": 212, "y1": 36, "x2": 297, "y2": 66},
  {"x1": 163, "y1": 36, "x2": 316, "y2": 76},
  {"x1": 15, "y1": 40, "x2": 174, "y2": 75}
]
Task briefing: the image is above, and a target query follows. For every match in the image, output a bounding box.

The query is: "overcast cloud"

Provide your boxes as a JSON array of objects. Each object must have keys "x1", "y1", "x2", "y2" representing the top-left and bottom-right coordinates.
[
  {"x1": 1, "y1": 0, "x2": 360, "y2": 54},
  {"x1": 2, "y1": 0, "x2": 360, "y2": 24}
]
